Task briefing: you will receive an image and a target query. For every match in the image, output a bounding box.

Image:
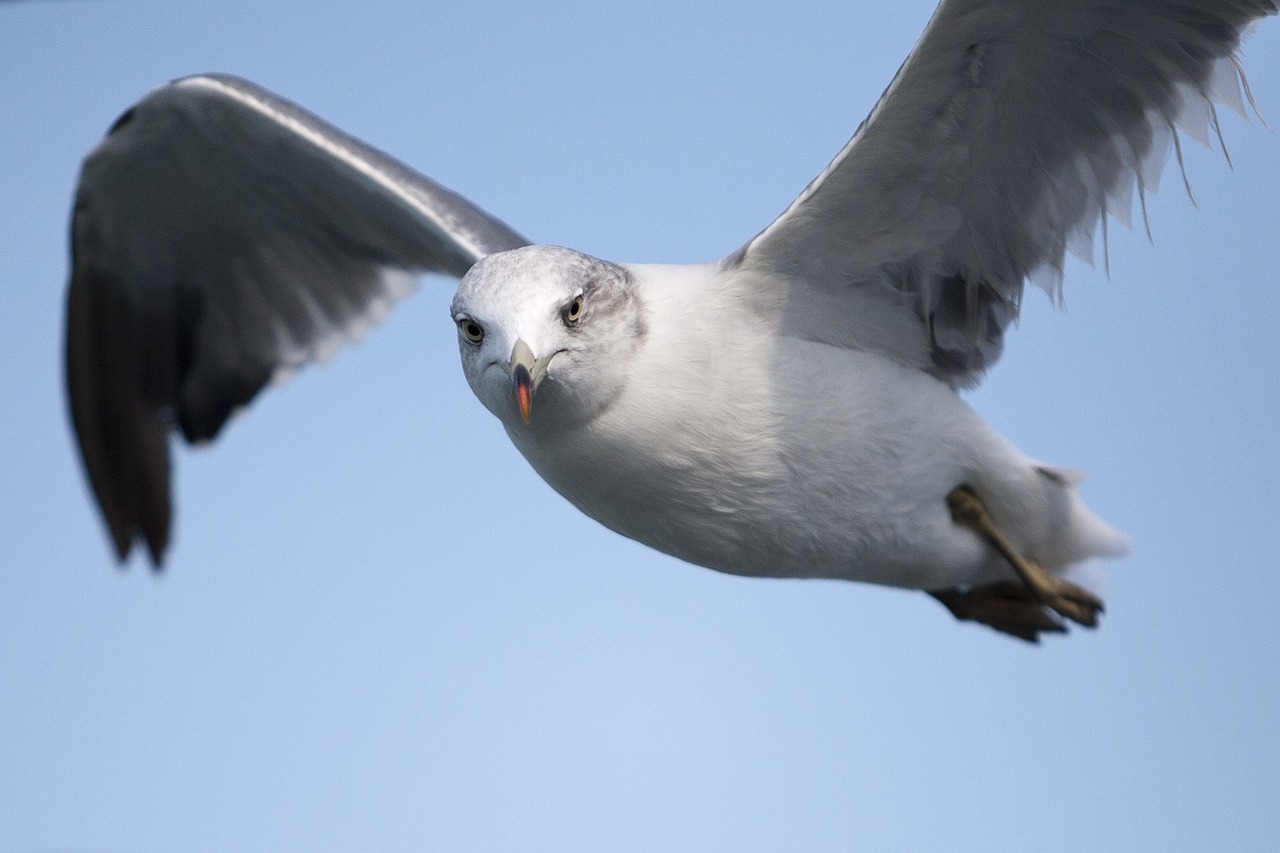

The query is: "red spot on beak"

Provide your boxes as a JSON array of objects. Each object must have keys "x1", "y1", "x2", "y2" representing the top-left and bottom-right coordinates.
[
  {"x1": 513, "y1": 362, "x2": 534, "y2": 425},
  {"x1": 516, "y1": 380, "x2": 532, "y2": 425}
]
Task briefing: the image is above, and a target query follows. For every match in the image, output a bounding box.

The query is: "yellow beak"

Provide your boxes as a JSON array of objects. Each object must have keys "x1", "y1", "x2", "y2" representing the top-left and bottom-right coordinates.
[{"x1": 509, "y1": 338, "x2": 543, "y2": 425}]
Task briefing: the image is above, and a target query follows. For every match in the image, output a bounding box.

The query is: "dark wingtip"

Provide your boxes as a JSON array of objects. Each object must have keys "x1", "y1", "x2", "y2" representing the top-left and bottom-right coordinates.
[
  {"x1": 66, "y1": 215, "x2": 175, "y2": 570},
  {"x1": 104, "y1": 518, "x2": 169, "y2": 571},
  {"x1": 109, "y1": 526, "x2": 132, "y2": 565},
  {"x1": 143, "y1": 520, "x2": 170, "y2": 570}
]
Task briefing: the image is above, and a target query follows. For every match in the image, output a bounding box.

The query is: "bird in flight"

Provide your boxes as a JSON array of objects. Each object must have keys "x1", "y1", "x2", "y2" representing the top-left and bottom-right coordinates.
[{"x1": 65, "y1": 0, "x2": 1276, "y2": 641}]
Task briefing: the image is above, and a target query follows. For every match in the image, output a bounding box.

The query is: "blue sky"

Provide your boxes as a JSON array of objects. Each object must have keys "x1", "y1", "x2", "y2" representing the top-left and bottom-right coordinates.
[{"x1": 2, "y1": 1, "x2": 1278, "y2": 850}]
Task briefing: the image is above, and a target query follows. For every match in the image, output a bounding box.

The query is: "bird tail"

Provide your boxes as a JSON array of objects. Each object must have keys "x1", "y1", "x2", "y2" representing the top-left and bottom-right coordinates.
[{"x1": 1033, "y1": 465, "x2": 1130, "y2": 574}]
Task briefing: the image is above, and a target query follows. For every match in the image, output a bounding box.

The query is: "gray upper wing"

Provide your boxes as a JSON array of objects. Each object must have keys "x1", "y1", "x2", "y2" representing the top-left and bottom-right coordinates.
[
  {"x1": 66, "y1": 74, "x2": 529, "y2": 565},
  {"x1": 734, "y1": 0, "x2": 1276, "y2": 384}
]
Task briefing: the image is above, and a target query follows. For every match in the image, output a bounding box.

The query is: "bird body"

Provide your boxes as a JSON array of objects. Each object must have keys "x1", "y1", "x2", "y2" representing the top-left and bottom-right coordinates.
[{"x1": 458, "y1": 247, "x2": 1127, "y2": 592}]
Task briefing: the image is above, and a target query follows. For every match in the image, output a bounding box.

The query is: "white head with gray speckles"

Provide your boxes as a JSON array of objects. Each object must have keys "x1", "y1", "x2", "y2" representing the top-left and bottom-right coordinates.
[{"x1": 451, "y1": 245, "x2": 646, "y2": 433}]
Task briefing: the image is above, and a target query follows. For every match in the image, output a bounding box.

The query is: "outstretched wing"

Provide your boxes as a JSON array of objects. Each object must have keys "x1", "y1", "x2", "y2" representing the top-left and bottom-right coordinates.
[
  {"x1": 65, "y1": 74, "x2": 529, "y2": 565},
  {"x1": 734, "y1": 0, "x2": 1276, "y2": 384}
]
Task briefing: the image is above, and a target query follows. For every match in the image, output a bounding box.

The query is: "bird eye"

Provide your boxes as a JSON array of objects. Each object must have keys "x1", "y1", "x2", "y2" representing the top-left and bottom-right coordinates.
[
  {"x1": 458, "y1": 317, "x2": 484, "y2": 343},
  {"x1": 564, "y1": 296, "x2": 584, "y2": 325}
]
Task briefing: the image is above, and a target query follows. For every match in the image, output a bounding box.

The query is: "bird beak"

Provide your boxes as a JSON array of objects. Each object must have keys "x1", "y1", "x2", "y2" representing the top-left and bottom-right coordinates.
[{"x1": 509, "y1": 338, "x2": 548, "y2": 425}]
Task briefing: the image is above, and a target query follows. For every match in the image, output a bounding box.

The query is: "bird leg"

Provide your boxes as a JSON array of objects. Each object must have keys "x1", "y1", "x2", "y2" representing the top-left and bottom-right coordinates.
[
  {"x1": 930, "y1": 583, "x2": 1066, "y2": 643},
  {"x1": 934, "y1": 484, "x2": 1105, "y2": 640}
]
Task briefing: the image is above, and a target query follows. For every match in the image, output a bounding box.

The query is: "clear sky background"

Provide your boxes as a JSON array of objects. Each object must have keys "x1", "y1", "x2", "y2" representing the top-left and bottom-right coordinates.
[{"x1": 2, "y1": 1, "x2": 1278, "y2": 850}]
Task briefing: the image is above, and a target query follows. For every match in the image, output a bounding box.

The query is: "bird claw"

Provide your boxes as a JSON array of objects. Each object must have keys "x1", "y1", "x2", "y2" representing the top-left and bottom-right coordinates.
[
  {"x1": 936, "y1": 484, "x2": 1106, "y2": 641},
  {"x1": 930, "y1": 583, "x2": 1067, "y2": 643},
  {"x1": 1039, "y1": 575, "x2": 1105, "y2": 628}
]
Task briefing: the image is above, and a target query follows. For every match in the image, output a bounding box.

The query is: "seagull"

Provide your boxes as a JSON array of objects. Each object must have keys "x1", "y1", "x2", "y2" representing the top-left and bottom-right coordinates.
[{"x1": 66, "y1": 0, "x2": 1276, "y2": 641}]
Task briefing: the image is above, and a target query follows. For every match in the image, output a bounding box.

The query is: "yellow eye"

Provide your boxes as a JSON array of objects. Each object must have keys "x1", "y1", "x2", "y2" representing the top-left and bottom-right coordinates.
[
  {"x1": 458, "y1": 317, "x2": 484, "y2": 343},
  {"x1": 564, "y1": 296, "x2": 583, "y2": 325}
]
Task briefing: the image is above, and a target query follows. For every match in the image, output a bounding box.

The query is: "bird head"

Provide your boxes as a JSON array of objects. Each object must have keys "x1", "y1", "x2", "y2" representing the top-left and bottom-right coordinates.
[{"x1": 450, "y1": 245, "x2": 645, "y2": 433}]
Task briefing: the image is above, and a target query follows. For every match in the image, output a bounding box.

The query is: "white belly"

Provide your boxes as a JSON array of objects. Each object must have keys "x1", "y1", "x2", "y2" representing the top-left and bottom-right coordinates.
[{"x1": 507, "y1": 339, "x2": 1097, "y2": 591}]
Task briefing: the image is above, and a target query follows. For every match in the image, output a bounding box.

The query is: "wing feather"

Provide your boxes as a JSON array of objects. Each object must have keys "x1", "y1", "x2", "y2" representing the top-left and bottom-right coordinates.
[
  {"x1": 65, "y1": 74, "x2": 528, "y2": 564},
  {"x1": 736, "y1": 0, "x2": 1276, "y2": 384}
]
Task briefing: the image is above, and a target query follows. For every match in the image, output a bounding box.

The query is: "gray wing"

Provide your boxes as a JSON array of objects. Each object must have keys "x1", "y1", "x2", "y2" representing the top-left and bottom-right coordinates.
[
  {"x1": 734, "y1": 0, "x2": 1276, "y2": 384},
  {"x1": 66, "y1": 73, "x2": 529, "y2": 565}
]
